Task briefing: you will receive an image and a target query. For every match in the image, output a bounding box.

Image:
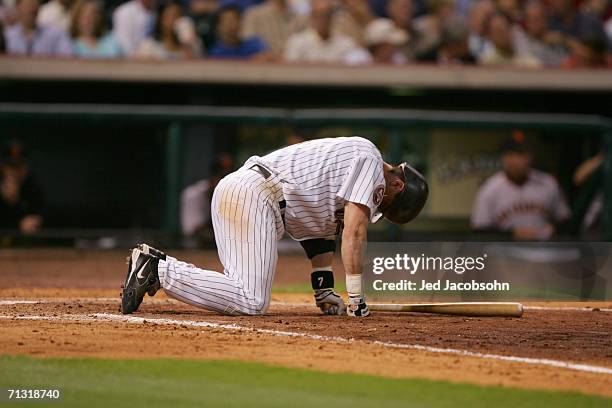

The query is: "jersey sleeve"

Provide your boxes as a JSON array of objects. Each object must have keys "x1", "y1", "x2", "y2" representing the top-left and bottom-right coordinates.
[
  {"x1": 551, "y1": 183, "x2": 571, "y2": 222},
  {"x1": 471, "y1": 182, "x2": 496, "y2": 230},
  {"x1": 337, "y1": 155, "x2": 385, "y2": 222}
]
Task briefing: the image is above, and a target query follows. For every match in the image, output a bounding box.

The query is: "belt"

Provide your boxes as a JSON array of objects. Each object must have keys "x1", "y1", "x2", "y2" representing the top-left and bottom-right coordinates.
[{"x1": 250, "y1": 165, "x2": 286, "y2": 211}]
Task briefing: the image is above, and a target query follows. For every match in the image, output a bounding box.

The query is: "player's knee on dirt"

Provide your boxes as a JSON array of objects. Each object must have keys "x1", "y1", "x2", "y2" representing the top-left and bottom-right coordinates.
[{"x1": 300, "y1": 238, "x2": 336, "y2": 260}]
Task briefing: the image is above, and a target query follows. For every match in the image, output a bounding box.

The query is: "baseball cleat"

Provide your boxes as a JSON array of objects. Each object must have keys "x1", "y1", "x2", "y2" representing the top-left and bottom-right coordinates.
[{"x1": 121, "y1": 249, "x2": 160, "y2": 314}]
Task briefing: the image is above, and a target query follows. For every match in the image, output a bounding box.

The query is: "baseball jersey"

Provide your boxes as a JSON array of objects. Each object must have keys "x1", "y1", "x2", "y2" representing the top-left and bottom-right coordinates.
[
  {"x1": 245, "y1": 137, "x2": 386, "y2": 240},
  {"x1": 471, "y1": 170, "x2": 571, "y2": 231}
]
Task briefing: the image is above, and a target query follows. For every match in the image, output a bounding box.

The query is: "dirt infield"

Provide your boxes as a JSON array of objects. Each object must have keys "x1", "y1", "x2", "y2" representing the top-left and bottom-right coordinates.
[{"x1": 1, "y1": 249, "x2": 611, "y2": 398}]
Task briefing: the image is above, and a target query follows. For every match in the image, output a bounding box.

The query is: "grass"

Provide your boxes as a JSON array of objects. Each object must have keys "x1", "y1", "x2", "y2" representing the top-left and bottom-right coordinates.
[{"x1": 0, "y1": 356, "x2": 610, "y2": 408}]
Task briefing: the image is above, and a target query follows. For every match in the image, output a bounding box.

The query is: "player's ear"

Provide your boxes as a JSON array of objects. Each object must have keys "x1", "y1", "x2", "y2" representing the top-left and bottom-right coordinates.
[{"x1": 390, "y1": 175, "x2": 405, "y2": 194}]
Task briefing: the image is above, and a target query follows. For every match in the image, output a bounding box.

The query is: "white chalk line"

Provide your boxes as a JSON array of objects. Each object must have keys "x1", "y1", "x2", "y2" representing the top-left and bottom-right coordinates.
[
  {"x1": 1, "y1": 311, "x2": 611, "y2": 376},
  {"x1": 1, "y1": 299, "x2": 611, "y2": 312}
]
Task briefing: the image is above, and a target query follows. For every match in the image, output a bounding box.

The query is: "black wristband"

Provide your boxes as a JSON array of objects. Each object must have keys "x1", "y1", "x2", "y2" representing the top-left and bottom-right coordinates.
[{"x1": 311, "y1": 270, "x2": 334, "y2": 290}]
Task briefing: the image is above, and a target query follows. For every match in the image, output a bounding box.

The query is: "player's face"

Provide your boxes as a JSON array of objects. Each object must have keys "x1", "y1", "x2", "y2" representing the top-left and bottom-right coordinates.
[
  {"x1": 502, "y1": 151, "x2": 531, "y2": 183},
  {"x1": 380, "y1": 166, "x2": 405, "y2": 210}
]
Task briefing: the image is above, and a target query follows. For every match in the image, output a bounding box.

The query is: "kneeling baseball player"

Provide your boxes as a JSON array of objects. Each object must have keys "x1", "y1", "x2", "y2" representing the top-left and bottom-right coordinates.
[{"x1": 121, "y1": 137, "x2": 428, "y2": 317}]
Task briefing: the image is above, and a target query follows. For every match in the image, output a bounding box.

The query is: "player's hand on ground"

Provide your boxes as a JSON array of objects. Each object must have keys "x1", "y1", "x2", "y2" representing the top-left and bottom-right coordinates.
[
  {"x1": 314, "y1": 288, "x2": 346, "y2": 315},
  {"x1": 347, "y1": 295, "x2": 370, "y2": 317}
]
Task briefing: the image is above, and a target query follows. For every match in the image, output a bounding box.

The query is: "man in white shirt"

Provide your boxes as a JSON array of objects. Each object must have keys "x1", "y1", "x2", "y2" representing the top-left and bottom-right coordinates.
[
  {"x1": 112, "y1": 0, "x2": 156, "y2": 55},
  {"x1": 121, "y1": 137, "x2": 428, "y2": 317},
  {"x1": 284, "y1": 0, "x2": 365, "y2": 63},
  {"x1": 471, "y1": 134, "x2": 571, "y2": 240}
]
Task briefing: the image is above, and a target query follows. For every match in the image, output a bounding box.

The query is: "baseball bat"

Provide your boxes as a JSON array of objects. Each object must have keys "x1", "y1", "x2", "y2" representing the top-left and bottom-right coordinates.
[{"x1": 369, "y1": 302, "x2": 524, "y2": 317}]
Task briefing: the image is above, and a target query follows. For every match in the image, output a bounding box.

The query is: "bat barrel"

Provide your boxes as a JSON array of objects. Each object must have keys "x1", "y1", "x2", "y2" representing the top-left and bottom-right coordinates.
[{"x1": 370, "y1": 302, "x2": 524, "y2": 317}]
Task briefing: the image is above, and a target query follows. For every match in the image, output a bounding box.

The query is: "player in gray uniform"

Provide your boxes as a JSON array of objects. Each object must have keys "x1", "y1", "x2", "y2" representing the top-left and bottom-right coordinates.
[
  {"x1": 121, "y1": 137, "x2": 428, "y2": 316},
  {"x1": 471, "y1": 136, "x2": 570, "y2": 240}
]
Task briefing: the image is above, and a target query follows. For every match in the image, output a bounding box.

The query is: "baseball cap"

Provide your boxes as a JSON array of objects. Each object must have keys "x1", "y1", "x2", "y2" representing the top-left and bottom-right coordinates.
[
  {"x1": 1, "y1": 140, "x2": 28, "y2": 166},
  {"x1": 499, "y1": 130, "x2": 529, "y2": 154},
  {"x1": 364, "y1": 19, "x2": 408, "y2": 47}
]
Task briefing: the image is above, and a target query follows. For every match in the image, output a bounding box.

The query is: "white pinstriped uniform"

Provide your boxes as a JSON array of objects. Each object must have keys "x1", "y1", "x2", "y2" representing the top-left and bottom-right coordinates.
[{"x1": 158, "y1": 137, "x2": 386, "y2": 315}]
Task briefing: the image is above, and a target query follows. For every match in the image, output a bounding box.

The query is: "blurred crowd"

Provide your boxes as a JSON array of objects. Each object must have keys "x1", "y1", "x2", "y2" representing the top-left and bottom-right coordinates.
[{"x1": 0, "y1": 0, "x2": 610, "y2": 67}]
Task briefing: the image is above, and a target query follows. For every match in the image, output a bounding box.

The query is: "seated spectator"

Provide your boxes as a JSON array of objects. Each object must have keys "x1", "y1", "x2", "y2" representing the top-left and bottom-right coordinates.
[
  {"x1": 1, "y1": 0, "x2": 18, "y2": 26},
  {"x1": 549, "y1": 0, "x2": 607, "y2": 42},
  {"x1": 467, "y1": 0, "x2": 494, "y2": 59},
  {"x1": 136, "y1": 2, "x2": 201, "y2": 59},
  {"x1": 0, "y1": 21, "x2": 5, "y2": 52},
  {"x1": 209, "y1": 5, "x2": 271, "y2": 59},
  {"x1": 334, "y1": 0, "x2": 375, "y2": 47},
  {"x1": 479, "y1": 12, "x2": 540, "y2": 66},
  {"x1": 563, "y1": 28, "x2": 612, "y2": 67},
  {"x1": 70, "y1": 0, "x2": 123, "y2": 58},
  {"x1": 240, "y1": 0, "x2": 306, "y2": 57},
  {"x1": 284, "y1": 0, "x2": 365, "y2": 63},
  {"x1": 436, "y1": 18, "x2": 477, "y2": 64},
  {"x1": 0, "y1": 141, "x2": 44, "y2": 235},
  {"x1": 471, "y1": 134, "x2": 570, "y2": 241},
  {"x1": 37, "y1": 0, "x2": 72, "y2": 31},
  {"x1": 189, "y1": 0, "x2": 219, "y2": 51},
  {"x1": 219, "y1": 0, "x2": 262, "y2": 10},
  {"x1": 383, "y1": 0, "x2": 421, "y2": 61},
  {"x1": 513, "y1": 0, "x2": 566, "y2": 66},
  {"x1": 412, "y1": 0, "x2": 457, "y2": 60},
  {"x1": 495, "y1": 0, "x2": 521, "y2": 22},
  {"x1": 4, "y1": 0, "x2": 73, "y2": 56},
  {"x1": 113, "y1": 0, "x2": 156, "y2": 55},
  {"x1": 362, "y1": 18, "x2": 407, "y2": 64}
]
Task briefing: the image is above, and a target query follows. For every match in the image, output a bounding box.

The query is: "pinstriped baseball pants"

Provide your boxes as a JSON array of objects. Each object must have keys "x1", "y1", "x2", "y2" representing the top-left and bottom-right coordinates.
[{"x1": 158, "y1": 167, "x2": 285, "y2": 315}]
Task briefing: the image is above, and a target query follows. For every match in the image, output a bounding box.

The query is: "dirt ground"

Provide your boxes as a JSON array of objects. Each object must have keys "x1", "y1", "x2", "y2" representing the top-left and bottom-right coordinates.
[{"x1": 1, "y1": 249, "x2": 611, "y2": 397}]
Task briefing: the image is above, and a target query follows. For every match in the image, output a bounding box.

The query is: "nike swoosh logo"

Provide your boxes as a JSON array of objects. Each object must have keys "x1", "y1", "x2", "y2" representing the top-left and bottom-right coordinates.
[{"x1": 137, "y1": 260, "x2": 150, "y2": 281}]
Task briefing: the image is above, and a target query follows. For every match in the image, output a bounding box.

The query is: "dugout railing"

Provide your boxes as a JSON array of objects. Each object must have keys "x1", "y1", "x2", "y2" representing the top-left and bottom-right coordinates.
[{"x1": 0, "y1": 102, "x2": 610, "y2": 241}]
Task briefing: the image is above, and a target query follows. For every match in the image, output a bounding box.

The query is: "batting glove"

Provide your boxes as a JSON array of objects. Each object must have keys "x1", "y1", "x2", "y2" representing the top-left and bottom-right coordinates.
[
  {"x1": 311, "y1": 270, "x2": 345, "y2": 315},
  {"x1": 314, "y1": 288, "x2": 346, "y2": 315},
  {"x1": 347, "y1": 295, "x2": 370, "y2": 317}
]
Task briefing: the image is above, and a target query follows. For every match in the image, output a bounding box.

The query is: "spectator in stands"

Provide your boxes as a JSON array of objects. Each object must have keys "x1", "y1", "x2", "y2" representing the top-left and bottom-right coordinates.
[
  {"x1": 219, "y1": 0, "x2": 262, "y2": 10},
  {"x1": 0, "y1": 21, "x2": 5, "y2": 53},
  {"x1": 494, "y1": 0, "x2": 521, "y2": 22},
  {"x1": 381, "y1": 0, "x2": 422, "y2": 61},
  {"x1": 479, "y1": 12, "x2": 540, "y2": 66},
  {"x1": 563, "y1": 27, "x2": 612, "y2": 67},
  {"x1": 436, "y1": 18, "x2": 477, "y2": 64},
  {"x1": 113, "y1": 0, "x2": 156, "y2": 55},
  {"x1": 189, "y1": 0, "x2": 218, "y2": 52},
  {"x1": 4, "y1": 0, "x2": 73, "y2": 56},
  {"x1": 0, "y1": 0, "x2": 18, "y2": 26},
  {"x1": 362, "y1": 18, "x2": 407, "y2": 63},
  {"x1": 209, "y1": 5, "x2": 271, "y2": 59},
  {"x1": 0, "y1": 141, "x2": 44, "y2": 235},
  {"x1": 467, "y1": 0, "x2": 494, "y2": 59},
  {"x1": 513, "y1": 0, "x2": 566, "y2": 66},
  {"x1": 549, "y1": 0, "x2": 607, "y2": 42},
  {"x1": 284, "y1": 0, "x2": 365, "y2": 63},
  {"x1": 241, "y1": 0, "x2": 305, "y2": 57},
  {"x1": 334, "y1": 0, "x2": 376, "y2": 47},
  {"x1": 412, "y1": 0, "x2": 458, "y2": 60},
  {"x1": 70, "y1": 0, "x2": 123, "y2": 58},
  {"x1": 37, "y1": 0, "x2": 72, "y2": 31},
  {"x1": 471, "y1": 134, "x2": 570, "y2": 241},
  {"x1": 136, "y1": 2, "x2": 201, "y2": 59}
]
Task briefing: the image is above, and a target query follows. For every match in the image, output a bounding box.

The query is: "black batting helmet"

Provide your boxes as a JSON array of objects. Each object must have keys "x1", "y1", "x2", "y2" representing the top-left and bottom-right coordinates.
[{"x1": 384, "y1": 163, "x2": 428, "y2": 224}]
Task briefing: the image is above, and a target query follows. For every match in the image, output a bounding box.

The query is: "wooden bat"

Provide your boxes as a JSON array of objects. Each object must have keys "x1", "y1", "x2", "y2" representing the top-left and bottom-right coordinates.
[{"x1": 369, "y1": 302, "x2": 524, "y2": 317}]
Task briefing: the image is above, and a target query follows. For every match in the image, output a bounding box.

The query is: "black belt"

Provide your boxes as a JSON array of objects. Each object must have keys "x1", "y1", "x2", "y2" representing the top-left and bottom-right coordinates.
[{"x1": 251, "y1": 165, "x2": 286, "y2": 211}]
